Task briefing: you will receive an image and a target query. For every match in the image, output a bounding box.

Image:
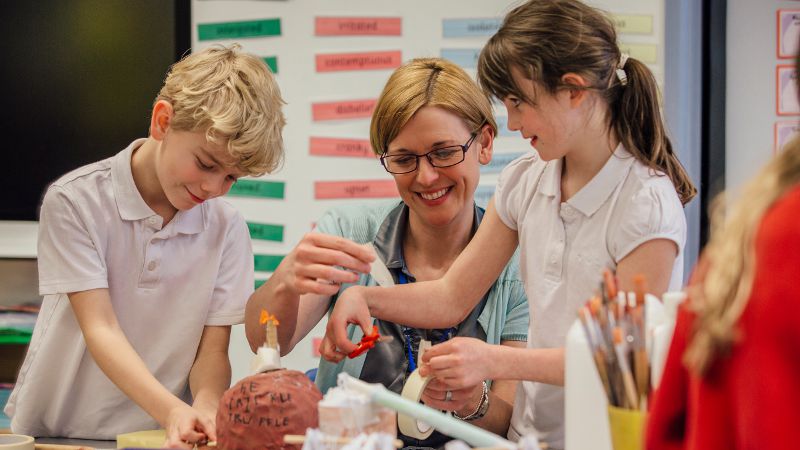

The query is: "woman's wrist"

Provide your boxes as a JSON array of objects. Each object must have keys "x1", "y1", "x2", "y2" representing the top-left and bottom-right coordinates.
[
  {"x1": 453, "y1": 384, "x2": 482, "y2": 417},
  {"x1": 453, "y1": 381, "x2": 489, "y2": 421}
]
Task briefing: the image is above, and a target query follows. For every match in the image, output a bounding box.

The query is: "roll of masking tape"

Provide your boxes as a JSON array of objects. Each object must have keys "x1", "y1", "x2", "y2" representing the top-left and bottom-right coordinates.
[
  {"x1": 398, "y1": 369, "x2": 436, "y2": 439},
  {"x1": 0, "y1": 434, "x2": 34, "y2": 450},
  {"x1": 116, "y1": 429, "x2": 166, "y2": 449}
]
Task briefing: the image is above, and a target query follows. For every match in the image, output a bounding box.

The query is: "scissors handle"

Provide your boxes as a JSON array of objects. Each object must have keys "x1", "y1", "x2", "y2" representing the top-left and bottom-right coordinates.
[{"x1": 348, "y1": 325, "x2": 381, "y2": 358}]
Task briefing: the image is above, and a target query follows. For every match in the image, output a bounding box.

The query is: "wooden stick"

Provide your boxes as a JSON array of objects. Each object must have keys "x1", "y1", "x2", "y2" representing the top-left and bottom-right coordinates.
[
  {"x1": 283, "y1": 434, "x2": 403, "y2": 448},
  {"x1": 34, "y1": 445, "x2": 94, "y2": 450},
  {"x1": 471, "y1": 443, "x2": 549, "y2": 450}
]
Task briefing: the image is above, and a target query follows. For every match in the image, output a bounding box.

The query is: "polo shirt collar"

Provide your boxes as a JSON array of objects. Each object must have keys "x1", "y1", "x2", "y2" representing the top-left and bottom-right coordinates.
[
  {"x1": 567, "y1": 144, "x2": 635, "y2": 217},
  {"x1": 111, "y1": 138, "x2": 206, "y2": 235},
  {"x1": 170, "y1": 204, "x2": 206, "y2": 235},
  {"x1": 372, "y1": 201, "x2": 484, "y2": 273},
  {"x1": 538, "y1": 158, "x2": 562, "y2": 198},
  {"x1": 111, "y1": 139, "x2": 156, "y2": 221}
]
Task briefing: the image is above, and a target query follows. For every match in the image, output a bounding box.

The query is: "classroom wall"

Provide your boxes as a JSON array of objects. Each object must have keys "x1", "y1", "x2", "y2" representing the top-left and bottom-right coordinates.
[
  {"x1": 0, "y1": 0, "x2": 714, "y2": 385},
  {"x1": 726, "y1": 1, "x2": 800, "y2": 194},
  {"x1": 188, "y1": 0, "x2": 671, "y2": 378}
]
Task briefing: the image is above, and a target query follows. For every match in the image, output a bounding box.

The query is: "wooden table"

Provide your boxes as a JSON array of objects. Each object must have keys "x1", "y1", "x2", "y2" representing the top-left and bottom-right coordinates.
[{"x1": 34, "y1": 437, "x2": 115, "y2": 450}]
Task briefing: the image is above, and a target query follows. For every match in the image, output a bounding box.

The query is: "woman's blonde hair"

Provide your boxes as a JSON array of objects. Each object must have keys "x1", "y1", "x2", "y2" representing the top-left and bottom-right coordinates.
[
  {"x1": 684, "y1": 138, "x2": 800, "y2": 374},
  {"x1": 370, "y1": 58, "x2": 497, "y2": 155},
  {"x1": 477, "y1": 0, "x2": 696, "y2": 205},
  {"x1": 157, "y1": 44, "x2": 285, "y2": 176}
]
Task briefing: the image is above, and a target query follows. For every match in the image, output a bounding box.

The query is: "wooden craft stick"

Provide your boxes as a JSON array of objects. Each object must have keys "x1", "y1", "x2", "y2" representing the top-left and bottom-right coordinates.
[
  {"x1": 34, "y1": 445, "x2": 94, "y2": 450},
  {"x1": 283, "y1": 434, "x2": 403, "y2": 448}
]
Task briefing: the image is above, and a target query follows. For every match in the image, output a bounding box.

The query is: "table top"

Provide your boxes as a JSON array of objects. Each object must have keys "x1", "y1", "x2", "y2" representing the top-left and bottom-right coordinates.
[{"x1": 35, "y1": 437, "x2": 115, "y2": 449}]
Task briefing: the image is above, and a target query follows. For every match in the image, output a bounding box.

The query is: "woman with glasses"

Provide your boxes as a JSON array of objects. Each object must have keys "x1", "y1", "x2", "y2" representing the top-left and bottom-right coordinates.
[{"x1": 244, "y1": 57, "x2": 528, "y2": 447}]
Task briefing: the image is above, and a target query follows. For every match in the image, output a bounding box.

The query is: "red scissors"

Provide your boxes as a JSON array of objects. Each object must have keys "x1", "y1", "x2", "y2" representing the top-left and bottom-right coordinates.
[{"x1": 348, "y1": 325, "x2": 392, "y2": 358}]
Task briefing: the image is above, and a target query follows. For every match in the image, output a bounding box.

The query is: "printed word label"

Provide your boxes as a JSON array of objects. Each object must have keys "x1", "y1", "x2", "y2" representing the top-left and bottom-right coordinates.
[
  {"x1": 611, "y1": 14, "x2": 654, "y2": 34},
  {"x1": 440, "y1": 48, "x2": 481, "y2": 69},
  {"x1": 254, "y1": 254, "x2": 285, "y2": 273},
  {"x1": 198, "y1": 19, "x2": 281, "y2": 41},
  {"x1": 314, "y1": 180, "x2": 399, "y2": 199},
  {"x1": 315, "y1": 17, "x2": 401, "y2": 36},
  {"x1": 247, "y1": 222, "x2": 284, "y2": 242},
  {"x1": 442, "y1": 18, "x2": 501, "y2": 38},
  {"x1": 312, "y1": 99, "x2": 376, "y2": 121},
  {"x1": 309, "y1": 137, "x2": 375, "y2": 158},
  {"x1": 227, "y1": 180, "x2": 285, "y2": 199},
  {"x1": 316, "y1": 50, "x2": 401, "y2": 72}
]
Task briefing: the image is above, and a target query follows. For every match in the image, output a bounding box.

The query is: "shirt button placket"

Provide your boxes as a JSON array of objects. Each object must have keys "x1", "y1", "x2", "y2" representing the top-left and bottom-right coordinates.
[
  {"x1": 139, "y1": 219, "x2": 164, "y2": 288},
  {"x1": 547, "y1": 207, "x2": 568, "y2": 279}
]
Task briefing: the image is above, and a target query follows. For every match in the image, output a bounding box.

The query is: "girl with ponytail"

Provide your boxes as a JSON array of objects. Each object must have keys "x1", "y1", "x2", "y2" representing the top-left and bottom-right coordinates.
[{"x1": 321, "y1": 1, "x2": 695, "y2": 448}]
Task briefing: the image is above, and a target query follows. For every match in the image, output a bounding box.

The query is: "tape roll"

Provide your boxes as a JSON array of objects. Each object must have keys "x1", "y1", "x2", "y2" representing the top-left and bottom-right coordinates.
[
  {"x1": 0, "y1": 434, "x2": 34, "y2": 450},
  {"x1": 398, "y1": 369, "x2": 437, "y2": 439}
]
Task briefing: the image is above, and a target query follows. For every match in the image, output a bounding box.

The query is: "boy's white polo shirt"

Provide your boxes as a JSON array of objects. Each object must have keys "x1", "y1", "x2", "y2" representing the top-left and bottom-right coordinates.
[
  {"x1": 494, "y1": 145, "x2": 686, "y2": 449},
  {"x1": 5, "y1": 139, "x2": 253, "y2": 439}
]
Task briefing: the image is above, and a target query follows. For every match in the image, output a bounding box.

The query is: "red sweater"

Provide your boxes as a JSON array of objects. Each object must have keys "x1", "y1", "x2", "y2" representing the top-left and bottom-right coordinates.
[{"x1": 646, "y1": 184, "x2": 800, "y2": 450}]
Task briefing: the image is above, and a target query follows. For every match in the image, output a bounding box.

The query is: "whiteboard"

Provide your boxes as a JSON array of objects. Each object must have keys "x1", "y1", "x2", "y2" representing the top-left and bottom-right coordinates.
[{"x1": 190, "y1": 0, "x2": 665, "y2": 379}]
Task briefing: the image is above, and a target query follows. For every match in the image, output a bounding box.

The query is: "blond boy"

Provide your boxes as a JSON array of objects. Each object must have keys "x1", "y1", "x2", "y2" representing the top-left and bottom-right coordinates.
[{"x1": 5, "y1": 45, "x2": 284, "y2": 447}]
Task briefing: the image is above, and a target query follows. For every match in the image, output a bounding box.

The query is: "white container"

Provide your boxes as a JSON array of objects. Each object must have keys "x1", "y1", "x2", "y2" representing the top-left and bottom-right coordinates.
[
  {"x1": 564, "y1": 293, "x2": 666, "y2": 450},
  {"x1": 650, "y1": 291, "x2": 686, "y2": 388}
]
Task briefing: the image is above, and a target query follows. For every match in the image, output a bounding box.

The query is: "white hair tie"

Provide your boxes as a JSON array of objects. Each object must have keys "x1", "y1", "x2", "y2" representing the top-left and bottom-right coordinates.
[{"x1": 615, "y1": 53, "x2": 629, "y2": 86}]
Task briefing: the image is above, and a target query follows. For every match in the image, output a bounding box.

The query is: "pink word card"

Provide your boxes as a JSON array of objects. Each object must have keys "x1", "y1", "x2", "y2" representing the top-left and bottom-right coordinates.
[
  {"x1": 312, "y1": 99, "x2": 376, "y2": 121},
  {"x1": 314, "y1": 180, "x2": 399, "y2": 199},
  {"x1": 316, "y1": 50, "x2": 401, "y2": 73},
  {"x1": 315, "y1": 17, "x2": 402, "y2": 36},
  {"x1": 309, "y1": 137, "x2": 376, "y2": 158}
]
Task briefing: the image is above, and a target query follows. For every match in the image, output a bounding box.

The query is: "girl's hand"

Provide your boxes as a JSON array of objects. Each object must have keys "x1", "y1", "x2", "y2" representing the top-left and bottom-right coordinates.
[
  {"x1": 420, "y1": 378, "x2": 482, "y2": 415},
  {"x1": 164, "y1": 404, "x2": 216, "y2": 448},
  {"x1": 419, "y1": 337, "x2": 492, "y2": 390}
]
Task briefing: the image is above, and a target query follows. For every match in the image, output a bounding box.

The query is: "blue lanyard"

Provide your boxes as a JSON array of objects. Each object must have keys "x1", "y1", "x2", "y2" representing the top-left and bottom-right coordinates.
[{"x1": 397, "y1": 271, "x2": 456, "y2": 372}]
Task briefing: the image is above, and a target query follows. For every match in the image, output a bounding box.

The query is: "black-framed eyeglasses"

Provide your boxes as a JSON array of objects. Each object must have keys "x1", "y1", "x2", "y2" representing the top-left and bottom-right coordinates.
[{"x1": 380, "y1": 131, "x2": 480, "y2": 174}]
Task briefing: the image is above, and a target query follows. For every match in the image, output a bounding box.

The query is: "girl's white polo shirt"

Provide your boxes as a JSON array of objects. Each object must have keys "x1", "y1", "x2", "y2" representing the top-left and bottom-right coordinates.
[
  {"x1": 5, "y1": 139, "x2": 253, "y2": 439},
  {"x1": 494, "y1": 145, "x2": 686, "y2": 450}
]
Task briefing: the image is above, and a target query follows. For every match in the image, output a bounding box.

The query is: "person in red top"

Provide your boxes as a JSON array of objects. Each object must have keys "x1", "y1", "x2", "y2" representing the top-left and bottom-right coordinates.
[{"x1": 646, "y1": 135, "x2": 800, "y2": 450}]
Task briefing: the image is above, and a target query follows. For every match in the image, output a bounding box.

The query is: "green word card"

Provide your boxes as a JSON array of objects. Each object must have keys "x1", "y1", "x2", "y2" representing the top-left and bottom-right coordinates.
[
  {"x1": 198, "y1": 18, "x2": 281, "y2": 41},
  {"x1": 228, "y1": 180, "x2": 285, "y2": 199},
  {"x1": 263, "y1": 56, "x2": 278, "y2": 74},
  {"x1": 247, "y1": 222, "x2": 284, "y2": 242},
  {"x1": 254, "y1": 254, "x2": 285, "y2": 273}
]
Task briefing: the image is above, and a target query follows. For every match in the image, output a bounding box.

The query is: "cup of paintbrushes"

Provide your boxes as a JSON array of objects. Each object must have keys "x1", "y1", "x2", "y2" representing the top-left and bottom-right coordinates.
[{"x1": 606, "y1": 405, "x2": 646, "y2": 450}]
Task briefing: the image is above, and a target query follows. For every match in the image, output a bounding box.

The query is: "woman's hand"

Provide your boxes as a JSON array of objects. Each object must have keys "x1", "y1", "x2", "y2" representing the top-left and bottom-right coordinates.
[
  {"x1": 279, "y1": 233, "x2": 375, "y2": 297},
  {"x1": 317, "y1": 333, "x2": 349, "y2": 363},
  {"x1": 420, "y1": 377, "x2": 483, "y2": 415}
]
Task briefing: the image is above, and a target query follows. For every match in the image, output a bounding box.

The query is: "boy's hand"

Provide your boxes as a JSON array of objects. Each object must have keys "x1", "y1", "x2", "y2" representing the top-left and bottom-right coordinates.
[
  {"x1": 322, "y1": 286, "x2": 373, "y2": 357},
  {"x1": 279, "y1": 233, "x2": 376, "y2": 296},
  {"x1": 418, "y1": 337, "x2": 491, "y2": 390},
  {"x1": 164, "y1": 403, "x2": 216, "y2": 448}
]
